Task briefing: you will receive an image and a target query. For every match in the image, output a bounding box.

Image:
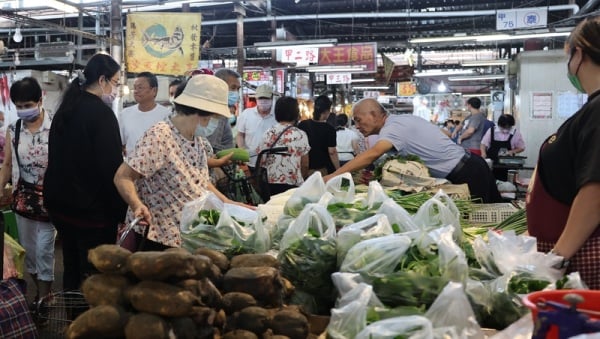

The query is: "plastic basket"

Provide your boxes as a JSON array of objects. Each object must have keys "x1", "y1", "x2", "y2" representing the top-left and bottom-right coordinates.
[
  {"x1": 468, "y1": 203, "x2": 519, "y2": 224},
  {"x1": 522, "y1": 289, "x2": 600, "y2": 339}
]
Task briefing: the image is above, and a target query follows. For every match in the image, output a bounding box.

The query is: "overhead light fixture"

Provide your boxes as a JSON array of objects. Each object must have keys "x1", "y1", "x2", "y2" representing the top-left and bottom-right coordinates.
[
  {"x1": 463, "y1": 93, "x2": 492, "y2": 98},
  {"x1": 254, "y1": 38, "x2": 337, "y2": 50},
  {"x1": 353, "y1": 85, "x2": 390, "y2": 90},
  {"x1": 13, "y1": 52, "x2": 20, "y2": 66},
  {"x1": 461, "y1": 59, "x2": 509, "y2": 67},
  {"x1": 46, "y1": 0, "x2": 78, "y2": 13},
  {"x1": 409, "y1": 31, "x2": 571, "y2": 44},
  {"x1": 12, "y1": 26, "x2": 22, "y2": 43},
  {"x1": 413, "y1": 69, "x2": 474, "y2": 77},
  {"x1": 351, "y1": 78, "x2": 375, "y2": 83},
  {"x1": 306, "y1": 65, "x2": 365, "y2": 72},
  {"x1": 448, "y1": 74, "x2": 505, "y2": 81},
  {"x1": 437, "y1": 81, "x2": 447, "y2": 92}
]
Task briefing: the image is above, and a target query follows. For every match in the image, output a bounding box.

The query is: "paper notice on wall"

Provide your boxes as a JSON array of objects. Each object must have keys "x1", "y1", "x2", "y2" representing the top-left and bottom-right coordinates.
[
  {"x1": 531, "y1": 91, "x2": 553, "y2": 119},
  {"x1": 557, "y1": 92, "x2": 587, "y2": 119}
]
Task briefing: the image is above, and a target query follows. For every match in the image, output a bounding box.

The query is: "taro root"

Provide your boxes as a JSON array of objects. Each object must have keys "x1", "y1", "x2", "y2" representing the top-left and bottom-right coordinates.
[
  {"x1": 66, "y1": 305, "x2": 128, "y2": 339},
  {"x1": 127, "y1": 250, "x2": 197, "y2": 281},
  {"x1": 169, "y1": 317, "x2": 196, "y2": 339},
  {"x1": 81, "y1": 273, "x2": 131, "y2": 307},
  {"x1": 87, "y1": 245, "x2": 132, "y2": 274},
  {"x1": 222, "y1": 329, "x2": 258, "y2": 339},
  {"x1": 270, "y1": 309, "x2": 309, "y2": 339},
  {"x1": 230, "y1": 253, "x2": 279, "y2": 269},
  {"x1": 124, "y1": 313, "x2": 170, "y2": 339},
  {"x1": 126, "y1": 281, "x2": 201, "y2": 317},
  {"x1": 221, "y1": 292, "x2": 257, "y2": 315},
  {"x1": 223, "y1": 267, "x2": 283, "y2": 307},
  {"x1": 236, "y1": 306, "x2": 271, "y2": 335},
  {"x1": 194, "y1": 248, "x2": 230, "y2": 272}
]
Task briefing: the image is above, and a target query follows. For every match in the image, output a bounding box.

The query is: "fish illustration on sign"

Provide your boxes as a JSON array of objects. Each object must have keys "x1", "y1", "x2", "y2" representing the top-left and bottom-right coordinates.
[{"x1": 141, "y1": 24, "x2": 184, "y2": 58}]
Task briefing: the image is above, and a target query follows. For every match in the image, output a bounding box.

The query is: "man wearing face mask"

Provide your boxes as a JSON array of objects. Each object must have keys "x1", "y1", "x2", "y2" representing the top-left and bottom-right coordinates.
[
  {"x1": 119, "y1": 72, "x2": 171, "y2": 157},
  {"x1": 236, "y1": 84, "x2": 277, "y2": 170},
  {"x1": 202, "y1": 68, "x2": 236, "y2": 152},
  {"x1": 480, "y1": 114, "x2": 525, "y2": 181}
]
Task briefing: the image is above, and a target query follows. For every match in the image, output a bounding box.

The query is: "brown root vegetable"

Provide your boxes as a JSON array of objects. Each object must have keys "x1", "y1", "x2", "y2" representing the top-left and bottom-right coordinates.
[
  {"x1": 236, "y1": 306, "x2": 271, "y2": 335},
  {"x1": 194, "y1": 248, "x2": 229, "y2": 272},
  {"x1": 81, "y1": 273, "x2": 131, "y2": 307},
  {"x1": 198, "y1": 277, "x2": 223, "y2": 308},
  {"x1": 177, "y1": 279, "x2": 202, "y2": 296},
  {"x1": 230, "y1": 254, "x2": 279, "y2": 269},
  {"x1": 192, "y1": 254, "x2": 214, "y2": 279},
  {"x1": 208, "y1": 263, "x2": 224, "y2": 287},
  {"x1": 222, "y1": 329, "x2": 258, "y2": 339},
  {"x1": 124, "y1": 313, "x2": 170, "y2": 339},
  {"x1": 127, "y1": 281, "x2": 201, "y2": 317},
  {"x1": 65, "y1": 305, "x2": 128, "y2": 339},
  {"x1": 169, "y1": 317, "x2": 196, "y2": 339},
  {"x1": 281, "y1": 277, "x2": 295, "y2": 299},
  {"x1": 221, "y1": 292, "x2": 257, "y2": 315},
  {"x1": 87, "y1": 244, "x2": 131, "y2": 274},
  {"x1": 189, "y1": 306, "x2": 216, "y2": 326},
  {"x1": 223, "y1": 267, "x2": 283, "y2": 307},
  {"x1": 127, "y1": 250, "x2": 198, "y2": 281},
  {"x1": 214, "y1": 309, "x2": 226, "y2": 329},
  {"x1": 270, "y1": 309, "x2": 309, "y2": 339}
]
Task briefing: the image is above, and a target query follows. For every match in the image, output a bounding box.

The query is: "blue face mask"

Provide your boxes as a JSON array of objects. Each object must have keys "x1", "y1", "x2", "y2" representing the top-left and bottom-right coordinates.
[
  {"x1": 228, "y1": 91, "x2": 239, "y2": 107},
  {"x1": 195, "y1": 117, "x2": 219, "y2": 137},
  {"x1": 16, "y1": 106, "x2": 40, "y2": 122},
  {"x1": 229, "y1": 115, "x2": 237, "y2": 126}
]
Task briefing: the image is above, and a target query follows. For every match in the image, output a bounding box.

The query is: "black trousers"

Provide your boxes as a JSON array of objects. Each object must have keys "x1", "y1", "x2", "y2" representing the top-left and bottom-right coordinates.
[
  {"x1": 51, "y1": 216, "x2": 118, "y2": 291},
  {"x1": 446, "y1": 154, "x2": 503, "y2": 203}
]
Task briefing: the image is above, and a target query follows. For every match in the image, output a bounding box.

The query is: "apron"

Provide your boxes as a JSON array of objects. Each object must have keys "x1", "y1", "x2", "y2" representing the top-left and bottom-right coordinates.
[{"x1": 488, "y1": 127, "x2": 513, "y2": 162}]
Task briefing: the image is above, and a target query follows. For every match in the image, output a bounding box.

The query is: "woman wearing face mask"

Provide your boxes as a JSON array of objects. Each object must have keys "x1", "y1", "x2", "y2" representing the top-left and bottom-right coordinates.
[
  {"x1": 43, "y1": 53, "x2": 127, "y2": 292},
  {"x1": 0, "y1": 77, "x2": 56, "y2": 314},
  {"x1": 526, "y1": 16, "x2": 600, "y2": 289},
  {"x1": 479, "y1": 114, "x2": 525, "y2": 181}
]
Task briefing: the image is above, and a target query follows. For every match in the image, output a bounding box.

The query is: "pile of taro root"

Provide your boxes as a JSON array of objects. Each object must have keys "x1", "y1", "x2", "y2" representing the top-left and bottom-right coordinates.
[{"x1": 66, "y1": 245, "x2": 317, "y2": 339}]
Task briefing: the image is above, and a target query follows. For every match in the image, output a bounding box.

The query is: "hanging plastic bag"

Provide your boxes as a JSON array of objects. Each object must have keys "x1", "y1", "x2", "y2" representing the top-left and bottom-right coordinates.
[
  {"x1": 340, "y1": 234, "x2": 412, "y2": 280},
  {"x1": 425, "y1": 281, "x2": 484, "y2": 339},
  {"x1": 355, "y1": 315, "x2": 434, "y2": 339},
  {"x1": 180, "y1": 192, "x2": 223, "y2": 232},
  {"x1": 325, "y1": 172, "x2": 356, "y2": 204},
  {"x1": 336, "y1": 214, "x2": 394, "y2": 266},
  {"x1": 427, "y1": 225, "x2": 468, "y2": 283},
  {"x1": 278, "y1": 203, "x2": 337, "y2": 314},
  {"x1": 365, "y1": 180, "x2": 388, "y2": 209},
  {"x1": 3, "y1": 233, "x2": 25, "y2": 280},
  {"x1": 283, "y1": 171, "x2": 326, "y2": 217},
  {"x1": 413, "y1": 190, "x2": 461, "y2": 241},
  {"x1": 214, "y1": 203, "x2": 271, "y2": 254},
  {"x1": 377, "y1": 198, "x2": 419, "y2": 233}
]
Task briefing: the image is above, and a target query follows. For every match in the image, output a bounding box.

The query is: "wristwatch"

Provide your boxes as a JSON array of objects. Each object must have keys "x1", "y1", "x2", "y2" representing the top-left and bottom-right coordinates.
[{"x1": 549, "y1": 249, "x2": 571, "y2": 269}]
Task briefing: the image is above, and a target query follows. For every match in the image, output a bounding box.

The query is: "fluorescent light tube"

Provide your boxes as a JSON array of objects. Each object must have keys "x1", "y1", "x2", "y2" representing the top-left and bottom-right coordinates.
[
  {"x1": 448, "y1": 74, "x2": 505, "y2": 81},
  {"x1": 413, "y1": 69, "x2": 474, "y2": 77},
  {"x1": 410, "y1": 31, "x2": 571, "y2": 44},
  {"x1": 306, "y1": 65, "x2": 365, "y2": 72},
  {"x1": 254, "y1": 39, "x2": 337, "y2": 50},
  {"x1": 461, "y1": 59, "x2": 509, "y2": 67},
  {"x1": 352, "y1": 85, "x2": 390, "y2": 90},
  {"x1": 351, "y1": 78, "x2": 375, "y2": 83}
]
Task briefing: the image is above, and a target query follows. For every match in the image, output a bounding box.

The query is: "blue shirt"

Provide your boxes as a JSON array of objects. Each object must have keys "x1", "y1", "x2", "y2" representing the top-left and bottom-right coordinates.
[{"x1": 378, "y1": 114, "x2": 465, "y2": 177}]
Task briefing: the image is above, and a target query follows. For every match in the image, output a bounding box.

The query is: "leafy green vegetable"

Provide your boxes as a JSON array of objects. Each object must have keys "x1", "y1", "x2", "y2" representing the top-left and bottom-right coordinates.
[
  {"x1": 507, "y1": 272, "x2": 551, "y2": 294},
  {"x1": 366, "y1": 305, "x2": 426, "y2": 324},
  {"x1": 327, "y1": 201, "x2": 381, "y2": 229},
  {"x1": 193, "y1": 209, "x2": 220, "y2": 226},
  {"x1": 373, "y1": 271, "x2": 448, "y2": 308}
]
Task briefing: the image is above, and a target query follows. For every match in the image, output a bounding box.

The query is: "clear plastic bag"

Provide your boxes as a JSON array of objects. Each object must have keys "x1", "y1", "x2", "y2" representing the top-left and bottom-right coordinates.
[
  {"x1": 179, "y1": 192, "x2": 223, "y2": 232},
  {"x1": 283, "y1": 171, "x2": 326, "y2": 217},
  {"x1": 425, "y1": 282, "x2": 484, "y2": 339},
  {"x1": 413, "y1": 190, "x2": 461, "y2": 241},
  {"x1": 325, "y1": 172, "x2": 356, "y2": 204},
  {"x1": 340, "y1": 234, "x2": 412, "y2": 280},
  {"x1": 427, "y1": 225, "x2": 468, "y2": 283},
  {"x1": 327, "y1": 283, "x2": 382, "y2": 339},
  {"x1": 336, "y1": 214, "x2": 394, "y2": 266},
  {"x1": 366, "y1": 180, "x2": 389, "y2": 209},
  {"x1": 356, "y1": 315, "x2": 434, "y2": 339},
  {"x1": 331, "y1": 272, "x2": 366, "y2": 298},
  {"x1": 377, "y1": 198, "x2": 419, "y2": 233}
]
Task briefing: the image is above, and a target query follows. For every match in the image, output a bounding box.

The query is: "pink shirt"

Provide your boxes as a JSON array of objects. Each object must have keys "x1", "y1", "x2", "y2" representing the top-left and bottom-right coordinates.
[{"x1": 481, "y1": 127, "x2": 525, "y2": 151}]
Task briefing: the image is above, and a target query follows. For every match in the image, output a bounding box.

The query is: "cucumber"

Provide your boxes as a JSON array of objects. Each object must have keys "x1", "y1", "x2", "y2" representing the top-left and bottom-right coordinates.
[{"x1": 216, "y1": 148, "x2": 250, "y2": 162}]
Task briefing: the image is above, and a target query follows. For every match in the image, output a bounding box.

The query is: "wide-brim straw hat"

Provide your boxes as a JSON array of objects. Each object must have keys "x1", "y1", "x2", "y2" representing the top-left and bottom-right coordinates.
[{"x1": 174, "y1": 74, "x2": 231, "y2": 118}]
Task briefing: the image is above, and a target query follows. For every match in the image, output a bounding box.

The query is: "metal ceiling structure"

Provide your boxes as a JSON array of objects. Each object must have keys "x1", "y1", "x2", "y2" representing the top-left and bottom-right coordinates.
[{"x1": 0, "y1": 0, "x2": 597, "y2": 72}]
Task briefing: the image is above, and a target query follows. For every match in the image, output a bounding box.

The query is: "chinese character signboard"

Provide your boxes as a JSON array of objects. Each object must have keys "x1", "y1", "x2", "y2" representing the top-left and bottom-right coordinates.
[
  {"x1": 126, "y1": 13, "x2": 201, "y2": 76},
  {"x1": 496, "y1": 7, "x2": 547, "y2": 30},
  {"x1": 278, "y1": 47, "x2": 319, "y2": 66},
  {"x1": 326, "y1": 73, "x2": 351, "y2": 85},
  {"x1": 318, "y1": 42, "x2": 377, "y2": 72},
  {"x1": 397, "y1": 82, "x2": 417, "y2": 96}
]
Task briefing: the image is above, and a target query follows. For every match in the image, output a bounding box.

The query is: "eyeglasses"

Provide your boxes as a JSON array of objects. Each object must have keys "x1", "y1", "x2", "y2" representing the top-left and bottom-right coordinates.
[{"x1": 109, "y1": 78, "x2": 121, "y2": 88}]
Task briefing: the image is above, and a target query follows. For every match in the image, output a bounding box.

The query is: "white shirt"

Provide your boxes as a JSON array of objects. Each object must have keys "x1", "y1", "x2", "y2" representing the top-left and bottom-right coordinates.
[
  {"x1": 237, "y1": 106, "x2": 277, "y2": 166},
  {"x1": 119, "y1": 103, "x2": 171, "y2": 156},
  {"x1": 336, "y1": 128, "x2": 360, "y2": 161}
]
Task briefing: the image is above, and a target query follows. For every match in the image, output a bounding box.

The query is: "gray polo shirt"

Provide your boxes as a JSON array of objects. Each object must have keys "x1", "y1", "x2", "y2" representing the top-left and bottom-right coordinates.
[
  {"x1": 459, "y1": 112, "x2": 485, "y2": 150},
  {"x1": 378, "y1": 114, "x2": 465, "y2": 178}
]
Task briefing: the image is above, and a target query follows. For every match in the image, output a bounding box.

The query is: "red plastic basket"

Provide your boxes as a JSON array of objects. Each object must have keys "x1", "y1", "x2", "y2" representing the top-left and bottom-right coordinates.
[{"x1": 522, "y1": 289, "x2": 600, "y2": 339}]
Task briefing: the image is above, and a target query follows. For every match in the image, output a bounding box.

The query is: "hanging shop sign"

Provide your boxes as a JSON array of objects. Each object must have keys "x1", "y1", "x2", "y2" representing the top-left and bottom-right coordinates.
[
  {"x1": 318, "y1": 42, "x2": 377, "y2": 72},
  {"x1": 278, "y1": 48, "x2": 319, "y2": 66},
  {"x1": 243, "y1": 70, "x2": 271, "y2": 82},
  {"x1": 126, "y1": 13, "x2": 202, "y2": 76},
  {"x1": 326, "y1": 73, "x2": 351, "y2": 85},
  {"x1": 397, "y1": 82, "x2": 417, "y2": 96},
  {"x1": 496, "y1": 7, "x2": 547, "y2": 30}
]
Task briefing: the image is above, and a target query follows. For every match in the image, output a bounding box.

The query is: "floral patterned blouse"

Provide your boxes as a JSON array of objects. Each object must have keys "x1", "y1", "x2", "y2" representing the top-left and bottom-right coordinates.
[
  {"x1": 9, "y1": 110, "x2": 52, "y2": 188},
  {"x1": 126, "y1": 118, "x2": 211, "y2": 247},
  {"x1": 256, "y1": 123, "x2": 310, "y2": 186}
]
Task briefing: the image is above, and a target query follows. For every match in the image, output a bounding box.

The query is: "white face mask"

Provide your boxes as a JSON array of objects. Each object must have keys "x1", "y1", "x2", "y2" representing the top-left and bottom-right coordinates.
[
  {"x1": 195, "y1": 117, "x2": 219, "y2": 137},
  {"x1": 257, "y1": 99, "x2": 272, "y2": 112},
  {"x1": 500, "y1": 128, "x2": 511, "y2": 134}
]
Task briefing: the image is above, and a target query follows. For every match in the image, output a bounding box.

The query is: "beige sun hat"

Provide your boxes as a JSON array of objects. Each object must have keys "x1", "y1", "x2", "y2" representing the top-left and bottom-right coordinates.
[
  {"x1": 174, "y1": 74, "x2": 231, "y2": 118},
  {"x1": 255, "y1": 84, "x2": 273, "y2": 98}
]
